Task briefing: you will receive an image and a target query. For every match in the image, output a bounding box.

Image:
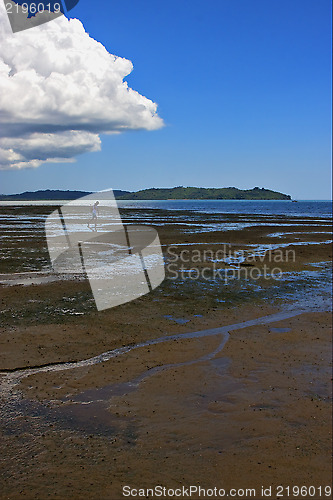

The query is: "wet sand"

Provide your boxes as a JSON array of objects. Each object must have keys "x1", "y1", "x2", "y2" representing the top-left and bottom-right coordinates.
[{"x1": 0, "y1": 205, "x2": 332, "y2": 499}]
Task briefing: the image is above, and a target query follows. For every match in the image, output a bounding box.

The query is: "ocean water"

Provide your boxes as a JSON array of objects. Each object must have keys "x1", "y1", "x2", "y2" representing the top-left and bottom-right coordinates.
[
  {"x1": 0, "y1": 200, "x2": 332, "y2": 244},
  {"x1": 117, "y1": 199, "x2": 332, "y2": 218},
  {"x1": 0, "y1": 199, "x2": 332, "y2": 218}
]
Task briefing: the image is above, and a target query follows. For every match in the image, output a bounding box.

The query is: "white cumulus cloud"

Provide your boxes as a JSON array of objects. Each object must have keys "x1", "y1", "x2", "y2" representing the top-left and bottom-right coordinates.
[{"x1": 0, "y1": 5, "x2": 164, "y2": 170}]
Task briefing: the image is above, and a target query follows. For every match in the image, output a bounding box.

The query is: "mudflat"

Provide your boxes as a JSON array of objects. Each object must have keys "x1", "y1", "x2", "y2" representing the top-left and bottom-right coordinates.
[{"x1": 0, "y1": 205, "x2": 332, "y2": 499}]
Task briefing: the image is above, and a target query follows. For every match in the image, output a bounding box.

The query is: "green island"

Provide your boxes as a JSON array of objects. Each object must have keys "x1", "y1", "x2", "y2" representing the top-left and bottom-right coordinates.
[
  {"x1": 0, "y1": 186, "x2": 291, "y2": 201},
  {"x1": 117, "y1": 186, "x2": 291, "y2": 200}
]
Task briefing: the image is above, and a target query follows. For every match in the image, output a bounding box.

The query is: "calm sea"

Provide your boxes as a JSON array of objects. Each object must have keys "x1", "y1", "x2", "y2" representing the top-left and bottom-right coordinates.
[
  {"x1": 117, "y1": 200, "x2": 332, "y2": 218},
  {"x1": 0, "y1": 199, "x2": 332, "y2": 218}
]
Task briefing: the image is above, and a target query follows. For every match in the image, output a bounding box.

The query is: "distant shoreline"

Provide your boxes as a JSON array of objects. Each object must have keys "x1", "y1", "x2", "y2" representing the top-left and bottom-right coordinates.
[
  {"x1": 0, "y1": 199, "x2": 331, "y2": 205},
  {"x1": 0, "y1": 186, "x2": 292, "y2": 201}
]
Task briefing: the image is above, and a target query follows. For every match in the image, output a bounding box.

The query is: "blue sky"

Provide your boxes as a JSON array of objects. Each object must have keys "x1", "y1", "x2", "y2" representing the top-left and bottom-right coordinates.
[{"x1": 0, "y1": 0, "x2": 331, "y2": 199}]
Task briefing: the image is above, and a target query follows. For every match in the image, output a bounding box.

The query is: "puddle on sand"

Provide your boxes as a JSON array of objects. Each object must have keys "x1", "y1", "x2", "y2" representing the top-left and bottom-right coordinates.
[
  {"x1": 270, "y1": 327, "x2": 291, "y2": 333},
  {"x1": 0, "y1": 394, "x2": 139, "y2": 443},
  {"x1": 163, "y1": 315, "x2": 190, "y2": 324},
  {"x1": 0, "y1": 271, "x2": 83, "y2": 286}
]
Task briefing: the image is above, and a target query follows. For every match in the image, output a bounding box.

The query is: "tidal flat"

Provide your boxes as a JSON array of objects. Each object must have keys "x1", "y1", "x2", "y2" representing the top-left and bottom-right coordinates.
[{"x1": 0, "y1": 203, "x2": 332, "y2": 499}]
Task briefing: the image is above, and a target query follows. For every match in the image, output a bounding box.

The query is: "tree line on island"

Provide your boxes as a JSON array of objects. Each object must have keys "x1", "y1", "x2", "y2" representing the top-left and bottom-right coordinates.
[{"x1": 0, "y1": 186, "x2": 291, "y2": 201}]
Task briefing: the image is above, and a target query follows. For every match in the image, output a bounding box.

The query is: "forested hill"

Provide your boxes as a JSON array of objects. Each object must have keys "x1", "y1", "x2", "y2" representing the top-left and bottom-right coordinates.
[
  {"x1": 0, "y1": 187, "x2": 291, "y2": 201},
  {"x1": 0, "y1": 189, "x2": 129, "y2": 200},
  {"x1": 117, "y1": 186, "x2": 291, "y2": 200}
]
